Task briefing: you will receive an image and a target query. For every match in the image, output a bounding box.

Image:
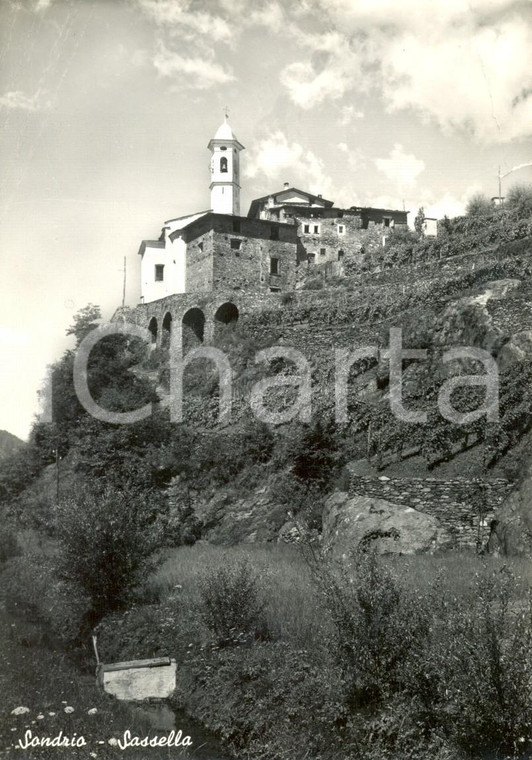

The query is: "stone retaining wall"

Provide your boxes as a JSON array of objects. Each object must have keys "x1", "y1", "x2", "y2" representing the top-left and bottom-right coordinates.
[{"x1": 349, "y1": 474, "x2": 514, "y2": 548}]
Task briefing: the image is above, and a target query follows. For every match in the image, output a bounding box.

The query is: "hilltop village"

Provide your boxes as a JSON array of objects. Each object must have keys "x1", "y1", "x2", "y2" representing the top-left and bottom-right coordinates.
[{"x1": 131, "y1": 117, "x2": 408, "y2": 349}]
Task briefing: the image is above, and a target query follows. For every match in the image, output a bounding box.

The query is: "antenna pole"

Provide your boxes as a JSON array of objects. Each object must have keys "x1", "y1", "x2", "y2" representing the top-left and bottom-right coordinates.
[{"x1": 122, "y1": 257, "x2": 126, "y2": 307}]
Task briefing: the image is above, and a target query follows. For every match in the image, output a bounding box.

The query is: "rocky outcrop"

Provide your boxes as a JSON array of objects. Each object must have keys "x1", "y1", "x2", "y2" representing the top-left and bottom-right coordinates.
[
  {"x1": 435, "y1": 279, "x2": 520, "y2": 353},
  {"x1": 491, "y1": 463, "x2": 532, "y2": 555},
  {"x1": 322, "y1": 492, "x2": 453, "y2": 558},
  {"x1": 168, "y1": 480, "x2": 290, "y2": 545},
  {"x1": 498, "y1": 330, "x2": 532, "y2": 371}
]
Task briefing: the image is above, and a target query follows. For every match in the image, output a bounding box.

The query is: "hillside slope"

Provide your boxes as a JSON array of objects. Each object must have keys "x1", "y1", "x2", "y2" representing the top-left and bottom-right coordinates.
[{"x1": 0, "y1": 430, "x2": 24, "y2": 460}]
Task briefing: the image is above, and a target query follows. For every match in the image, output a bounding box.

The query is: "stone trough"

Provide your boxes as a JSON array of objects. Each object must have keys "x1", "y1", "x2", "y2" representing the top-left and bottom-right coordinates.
[{"x1": 97, "y1": 657, "x2": 177, "y2": 702}]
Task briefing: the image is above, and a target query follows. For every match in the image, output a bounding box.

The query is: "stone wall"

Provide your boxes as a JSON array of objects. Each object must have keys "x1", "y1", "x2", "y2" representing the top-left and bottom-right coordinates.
[
  {"x1": 348, "y1": 473, "x2": 513, "y2": 548},
  {"x1": 182, "y1": 214, "x2": 297, "y2": 294}
]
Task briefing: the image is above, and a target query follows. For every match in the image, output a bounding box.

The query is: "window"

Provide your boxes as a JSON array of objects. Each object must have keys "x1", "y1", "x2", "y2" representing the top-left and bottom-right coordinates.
[
  {"x1": 383, "y1": 217, "x2": 391, "y2": 227},
  {"x1": 338, "y1": 224, "x2": 345, "y2": 235},
  {"x1": 155, "y1": 264, "x2": 164, "y2": 282},
  {"x1": 198, "y1": 242, "x2": 203, "y2": 252},
  {"x1": 270, "y1": 287, "x2": 281, "y2": 292},
  {"x1": 230, "y1": 239, "x2": 242, "y2": 250},
  {"x1": 320, "y1": 248, "x2": 326, "y2": 256},
  {"x1": 313, "y1": 224, "x2": 320, "y2": 234},
  {"x1": 308, "y1": 253, "x2": 316, "y2": 265},
  {"x1": 232, "y1": 219, "x2": 241, "y2": 233},
  {"x1": 270, "y1": 257, "x2": 279, "y2": 275},
  {"x1": 303, "y1": 224, "x2": 310, "y2": 233},
  {"x1": 270, "y1": 226, "x2": 279, "y2": 241},
  {"x1": 220, "y1": 156, "x2": 228, "y2": 173},
  {"x1": 338, "y1": 250, "x2": 345, "y2": 261}
]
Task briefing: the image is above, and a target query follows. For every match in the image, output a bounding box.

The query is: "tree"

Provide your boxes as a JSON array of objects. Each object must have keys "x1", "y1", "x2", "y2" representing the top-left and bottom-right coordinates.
[
  {"x1": 414, "y1": 207, "x2": 425, "y2": 235},
  {"x1": 466, "y1": 193, "x2": 492, "y2": 216},
  {"x1": 54, "y1": 483, "x2": 161, "y2": 626},
  {"x1": 66, "y1": 303, "x2": 101, "y2": 346},
  {"x1": 506, "y1": 182, "x2": 532, "y2": 218},
  {"x1": 292, "y1": 419, "x2": 343, "y2": 487}
]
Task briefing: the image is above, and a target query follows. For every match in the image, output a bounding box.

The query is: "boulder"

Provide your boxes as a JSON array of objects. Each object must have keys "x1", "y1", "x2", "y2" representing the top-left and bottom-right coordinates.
[
  {"x1": 322, "y1": 492, "x2": 452, "y2": 558},
  {"x1": 498, "y1": 330, "x2": 532, "y2": 371},
  {"x1": 491, "y1": 466, "x2": 532, "y2": 555}
]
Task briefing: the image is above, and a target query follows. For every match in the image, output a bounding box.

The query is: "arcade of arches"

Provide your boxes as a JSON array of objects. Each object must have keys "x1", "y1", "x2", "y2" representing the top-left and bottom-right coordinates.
[{"x1": 146, "y1": 302, "x2": 239, "y2": 352}]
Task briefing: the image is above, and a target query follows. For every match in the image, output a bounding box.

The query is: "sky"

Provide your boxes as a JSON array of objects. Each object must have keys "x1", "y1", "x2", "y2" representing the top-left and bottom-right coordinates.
[{"x1": 1, "y1": 0, "x2": 531, "y2": 440}]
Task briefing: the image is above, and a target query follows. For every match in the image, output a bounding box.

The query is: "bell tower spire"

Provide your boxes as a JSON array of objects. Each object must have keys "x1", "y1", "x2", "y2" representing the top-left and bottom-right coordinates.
[{"x1": 208, "y1": 113, "x2": 244, "y2": 215}]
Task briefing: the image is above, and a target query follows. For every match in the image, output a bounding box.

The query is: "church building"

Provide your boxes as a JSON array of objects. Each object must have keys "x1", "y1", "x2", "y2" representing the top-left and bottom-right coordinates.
[{"x1": 138, "y1": 116, "x2": 408, "y2": 306}]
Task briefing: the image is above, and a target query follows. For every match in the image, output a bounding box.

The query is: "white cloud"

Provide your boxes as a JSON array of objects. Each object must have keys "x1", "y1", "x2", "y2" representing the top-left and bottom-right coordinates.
[
  {"x1": 137, "y1": 0, "x2": 233, "y2": 44},
  {"x1": 245, "y1": 130, "x2": 334, "y2": 197},
  {"x1": 375, "y1": 144, "x2": 425, "y2": 189},
  {"x1": 337, "y1": 142, "x2": 362, "y2": 171},
  {"x1": 280, "y1": 31, "x2": 366, "y2": 109},
  {"x1": 152, "y1": 44, "x2": 235, "y2": 88},
  {"x1": 137, "y1": 0, "x2": 237, "y2": 89},
  {"x1": 277, "y1": 0, "x2": 532, "y2": 142},
  {"x1": 0, "y1": 89, "x2": 51, "y2": 112},
  {"x1": 382, "y1": 18, "x2": 532, "y2": 142},
  {"x1": 424, "y1": 193, "x2": 468, "y2": 219},
  {"x1": 246, "y1": 2, "x2": 284, "y2": 32},
  {"x1": 339, "y1": 105, "x2": 364, "y2": 126},
  {"x1": 35, "y1": 0, "x2": 52, "y2": 9}
]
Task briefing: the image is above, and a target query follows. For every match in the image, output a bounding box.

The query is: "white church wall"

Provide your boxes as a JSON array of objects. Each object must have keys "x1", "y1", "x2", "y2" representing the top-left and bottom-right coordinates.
[{"x1": 140, "y1": 238, "x2": 186, "y2": 304}]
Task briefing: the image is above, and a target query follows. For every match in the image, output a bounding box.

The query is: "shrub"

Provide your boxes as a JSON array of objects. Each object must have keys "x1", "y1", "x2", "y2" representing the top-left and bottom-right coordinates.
[
  {"x1": 424, "y1": 568, "x2": 532, "y2": 756},
  {"x1": 54, "y1": 484, "x2": 162, "y2": 626},
  {"x1": 199, "y1": 559, "x2": 268, "y2": 645},
  {"x1": 466, "y1": 192, "x2": 493, "y2": 216},
  {"x1": 166, "y1": 497, "x2": 203, "y2": 546},
  {"x1": 290, "y1": 419, "x2": 344, "y2": 488},
  {"x1": 312, "y1": 549, "x2": 430, "y2": 708},
  {"x1": 506, "y1": 182, "x2": 532, "y2": 218}
]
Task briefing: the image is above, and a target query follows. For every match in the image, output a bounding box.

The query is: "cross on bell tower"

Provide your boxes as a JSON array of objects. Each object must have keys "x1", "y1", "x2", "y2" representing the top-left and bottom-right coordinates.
[{"x1": 207, "y1": 112, "x2": 244, "y2": 215}]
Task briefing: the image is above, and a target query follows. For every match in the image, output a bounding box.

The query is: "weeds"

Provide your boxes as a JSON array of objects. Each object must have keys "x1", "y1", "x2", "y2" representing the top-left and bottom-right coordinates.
[{"x1": 198, "y1": 559, "x2": 269, "y2": 645}]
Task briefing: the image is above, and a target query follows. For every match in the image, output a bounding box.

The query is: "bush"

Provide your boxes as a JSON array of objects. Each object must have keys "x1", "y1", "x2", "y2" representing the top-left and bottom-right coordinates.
[
  {"x1": 54, "y1": 484, "x2": 162, "y2": 625},
  {"x1": 199, "y1": 559, "x2": 268, "y2": 645},
  {"x1": 423, "y1": 568, "x2": 532, "y2": 756},
  {"x1": 466, "y1": 192, "x2": 493, "y2": 216},
  {"x1": 313, "y1": 550, "x2": 430, "y2": 708},
  {"x1": 506, "y1": 183, "x2": 532, "y2": 218}
]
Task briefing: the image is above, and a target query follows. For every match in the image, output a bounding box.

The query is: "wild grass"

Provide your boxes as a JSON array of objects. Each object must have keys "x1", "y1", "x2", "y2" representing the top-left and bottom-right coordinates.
[{"x1": 149, "y1": 542, "x2": 330, "y2": 649}]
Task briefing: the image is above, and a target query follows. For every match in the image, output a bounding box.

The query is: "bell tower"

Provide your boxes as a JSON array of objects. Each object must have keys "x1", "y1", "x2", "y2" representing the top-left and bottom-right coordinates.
[{"x1": 208, "y1": 113, "x2": 244, "y2": 215}]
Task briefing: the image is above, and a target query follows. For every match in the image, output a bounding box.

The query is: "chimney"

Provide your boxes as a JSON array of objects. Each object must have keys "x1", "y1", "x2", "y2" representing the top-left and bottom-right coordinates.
[
  {"x1": 317, "y1": 194, "x2": 322, "y2": 198},
  {"x1": 283, "y1": 182, "x2": 289, "y2": 189}
]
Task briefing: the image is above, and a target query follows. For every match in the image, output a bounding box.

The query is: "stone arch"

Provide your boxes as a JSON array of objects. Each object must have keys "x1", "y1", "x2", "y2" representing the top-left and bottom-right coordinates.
[
  {"x1": 148, "y1": 316, "x2": 158, "y2": 345},
  {"x1": 182, "y1": 307, "x2": 205, "y2": 351},
  {"x1": 214, "y1": 301, "x2": 239, "y2": 342},
  {"x1": 161, "y1": 312, "x2": 172, "y2": 349},
  {"x1": 215, "y1": 302, "x2": 239, "y2": 325}
]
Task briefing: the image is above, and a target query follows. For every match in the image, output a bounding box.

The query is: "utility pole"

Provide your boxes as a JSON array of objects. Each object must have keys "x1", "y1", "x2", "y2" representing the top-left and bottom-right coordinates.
[
  {"x1": 54, "y1": 447, "x2": 60, "y2": 502},
  {"x1": 122, "y1": 256, "x2": 127, "y2": 307},
  {"x1": 497, "y1": 161, "x2": 532, "y2": 204}
]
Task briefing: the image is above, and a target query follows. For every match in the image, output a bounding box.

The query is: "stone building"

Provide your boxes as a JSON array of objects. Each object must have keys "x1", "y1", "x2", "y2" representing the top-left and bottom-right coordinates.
[
  {"x1": 132, "y1": 116, "x2": 409, "y2": 348},
  {"x1": 248, "y1": 184, "x2": 408, "y2": 268}
]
